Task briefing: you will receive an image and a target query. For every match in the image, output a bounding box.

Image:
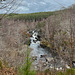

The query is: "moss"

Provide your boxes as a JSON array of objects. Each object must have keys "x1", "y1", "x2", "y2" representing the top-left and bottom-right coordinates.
[
  {"x1": 40, "y1": 40, "x2": 52, "y2": 48},
  {"x1": 64, "y1": 69, "x2": 75, "y2": 75},
  {"x1": 57, "y1": 71, "x2": 64, "y2": 75}
]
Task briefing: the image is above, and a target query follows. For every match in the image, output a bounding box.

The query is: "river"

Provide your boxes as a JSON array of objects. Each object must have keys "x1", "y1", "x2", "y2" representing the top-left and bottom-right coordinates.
[{"x1": 29, "y1": 30, "x2": 70, "y2": 71}]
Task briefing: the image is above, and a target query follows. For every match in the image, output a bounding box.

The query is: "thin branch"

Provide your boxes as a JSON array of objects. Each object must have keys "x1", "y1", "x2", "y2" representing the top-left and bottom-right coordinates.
[
  {"x1": 0, "y1": 0, "x2": 23, "y2": 20},
  {"x1": 53, "y1": 0, "x2": 66, "y2": 9},
  {"x1": 0, "y1": 0, "x2": 15, "y2": 9},
  {"x1": 9, "y1": 0, "x2": 23, "y2": 13},
  {"x1": 0, "y1": 0, "x2": 17, "y2": 19}
]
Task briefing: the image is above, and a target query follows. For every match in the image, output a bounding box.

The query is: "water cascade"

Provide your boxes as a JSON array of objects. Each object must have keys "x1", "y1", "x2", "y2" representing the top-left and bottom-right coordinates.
[{"x1": 29, "y1": 30, "x2": 70, "y2": 71}]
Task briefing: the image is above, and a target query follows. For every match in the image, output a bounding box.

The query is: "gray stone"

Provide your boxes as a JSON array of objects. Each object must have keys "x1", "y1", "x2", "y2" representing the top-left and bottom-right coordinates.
[
  {"x1": 46, "y1": 57, "x2": 53, "y2": 62},
  {"x1": 32, "y1": 56, "x2": 37, "y2": 60},
  {"x1": 43, "y1": 62, "x2": 47, "y2": 67},
  {"x1": 40, "y1": 54, "x2": 47, "y2": 58}
]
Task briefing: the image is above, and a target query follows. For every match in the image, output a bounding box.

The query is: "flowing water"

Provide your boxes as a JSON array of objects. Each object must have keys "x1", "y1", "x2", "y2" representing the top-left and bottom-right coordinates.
[
  {"x1": 29, "y1": 30, "x2": 70, "y2": 70},
  {"x1": 29, "y1": 31, "x2": 50, "y2": 58}
]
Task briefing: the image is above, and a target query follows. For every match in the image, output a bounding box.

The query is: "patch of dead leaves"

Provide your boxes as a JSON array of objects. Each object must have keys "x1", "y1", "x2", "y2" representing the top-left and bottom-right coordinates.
[{"x1": 0, "y1": 60, "x2": 18, "y2": 75}]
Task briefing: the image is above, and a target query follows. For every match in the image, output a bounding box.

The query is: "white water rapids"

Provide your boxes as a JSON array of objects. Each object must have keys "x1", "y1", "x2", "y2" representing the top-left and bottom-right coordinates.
[
  {"x1": 29, "y1": 30, "x2": 70, "y2": 70},
  {"x1": 29, "y1": 31, "x2": 49, "y2": 59}
]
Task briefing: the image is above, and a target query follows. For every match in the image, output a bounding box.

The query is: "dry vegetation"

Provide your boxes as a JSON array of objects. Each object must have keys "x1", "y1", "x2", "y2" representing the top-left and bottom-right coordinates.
[
  {"x1": 0, "y1": 5, "x2": 75, "y2": 75},
  {"x1": 0, "y1": 59, "x2": 17, "y2": 75}
]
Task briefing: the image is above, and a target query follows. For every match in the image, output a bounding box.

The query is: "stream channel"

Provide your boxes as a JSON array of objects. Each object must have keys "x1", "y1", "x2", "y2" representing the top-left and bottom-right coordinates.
[{"x1": 29, "y1": 30, "x2": 70, "y2": 71}]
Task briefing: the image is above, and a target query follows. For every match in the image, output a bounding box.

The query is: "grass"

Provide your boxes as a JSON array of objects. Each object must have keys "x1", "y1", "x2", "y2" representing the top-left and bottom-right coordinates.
[
  {"x1": 36, "y1": 68, "x2": 75, "y2": 75},
  {"x1": 18, "y1": 45, "x2": 36, "y2": 75},
  {"x1": 3, "y1": 11, "x2": 54, "y2": 21}
]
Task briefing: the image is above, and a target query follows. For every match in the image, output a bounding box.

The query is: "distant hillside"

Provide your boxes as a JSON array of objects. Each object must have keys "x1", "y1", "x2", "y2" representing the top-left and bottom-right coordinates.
[
  {"x1": 4, "y1": 12, "x2": 55, "y2": 21},
  {"x1": 0, "y1": 4, "x2": 75, "y2": 21}
]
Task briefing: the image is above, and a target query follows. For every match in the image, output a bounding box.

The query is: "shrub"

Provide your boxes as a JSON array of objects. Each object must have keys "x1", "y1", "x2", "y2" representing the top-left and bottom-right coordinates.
[
  {"x1": 18, "y1": 45, "x2": 36, "y2": 75},
  {"x1": 36, "y1": 21, "x2": 46, "y2": 29},
  {"x1": 65, "y1": 69, "x2": 75, "y2": 75},
  {"x1": 0, "y1": 60, "x2": 3, "y2": 69}
]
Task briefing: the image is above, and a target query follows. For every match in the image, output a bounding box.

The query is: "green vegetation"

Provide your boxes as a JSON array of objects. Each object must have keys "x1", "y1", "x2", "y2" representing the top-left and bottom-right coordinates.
[
  {"x1": 36, "y1": 21, "x2": 46, "y2": 29},
  {"x1": 18, "y1": 45, "x2": 36, "y2": 75},
  {"x1": 44, "y1": 68, "x2": 75, "y2": 75},
  {"x1": 0, "y1": 21, "x2": 2, "y2": 27},
  {"x1": 65, "y1": 69, "x2": 75, "y2": 75},
  {"x1": 56, "y1": 69, "x2": 75, "y2": 75},
  {"x1": 52, "y1": 69, "x2": 75, "y2": 75},
  {"x1": 41, "y1": 39, "x2": 52, "y2": 48},
  {"x1": 0, "y1": 60, "x2": 3, "y2": 69},
  {"x1": 5, "y1": 12, "x2": 54, "y2": 21}
]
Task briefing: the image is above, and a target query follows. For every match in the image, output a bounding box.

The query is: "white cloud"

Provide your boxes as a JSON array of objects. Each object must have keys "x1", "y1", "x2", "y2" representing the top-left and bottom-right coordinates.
[
  {"x1": 40, "y1": 2, "x2": 46, "y2": 5},
  {"x1": 0, "y1": 0, "x2": 75, "y2": 13}
]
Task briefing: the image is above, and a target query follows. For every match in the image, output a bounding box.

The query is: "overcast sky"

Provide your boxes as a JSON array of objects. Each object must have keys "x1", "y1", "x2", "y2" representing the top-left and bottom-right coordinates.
[{"x1": 0, "y1": 0, "x2": 75, "y2": 14}]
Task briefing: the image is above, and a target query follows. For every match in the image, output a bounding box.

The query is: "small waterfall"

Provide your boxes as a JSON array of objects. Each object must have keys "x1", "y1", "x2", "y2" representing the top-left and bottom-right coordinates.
[
  {"x1": 29, "y1": 30, "x2": 70, "y2": 70},
  {"x1": 29, "y1": 30, "x2": 49, "y2": 58}
]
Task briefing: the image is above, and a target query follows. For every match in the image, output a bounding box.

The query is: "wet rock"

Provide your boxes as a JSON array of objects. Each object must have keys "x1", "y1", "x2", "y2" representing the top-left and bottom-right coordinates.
[
  {"x1": 49, "y1": 64, "x2": 54, "y2": 69},
  {"x1": 55, "y1": 67, "x2": 63, "y2": 71},
  {"x1": 40, "y1": 54, "x2": 47, "y2": 58},
  {"x1": 40, "y1": 44, "x2": 47, "y2": 48},
  {"x1": 43, "y1": 62, "x2": 48, "y2": 67},
  {"x1": 72, "y1": 61, "x2": 75, "y2": 68},
  {"x1": 37, "y1": 60, "x2": 48, "y2": 71},
  {"x1": 37, "y1": 59, "x2": 43, "y2": 71},
  {"x1": 65, "y1": 64, "x2": 70, "y2": 69},
  {"x1": 39, "y1": 58, "x2": 46, "y2": 63},
  {"x1": 33, "y1": 40, "x2": 37, "y2": 43},
  {"x1": 32, "y1": 56, "x2": 37, "y2": 60},
  {"x1": 46, "y1": 57, "x2": 53, "y2": 62},
  {"x1": 37, "y1": 35, "x2": 41, "y2": 41}
]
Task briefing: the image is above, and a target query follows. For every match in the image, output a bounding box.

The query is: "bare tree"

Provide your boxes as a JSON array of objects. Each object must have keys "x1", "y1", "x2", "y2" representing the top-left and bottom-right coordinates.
[{"x1": 0, "y1": 0, "x2": 23, "y2": 20}]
